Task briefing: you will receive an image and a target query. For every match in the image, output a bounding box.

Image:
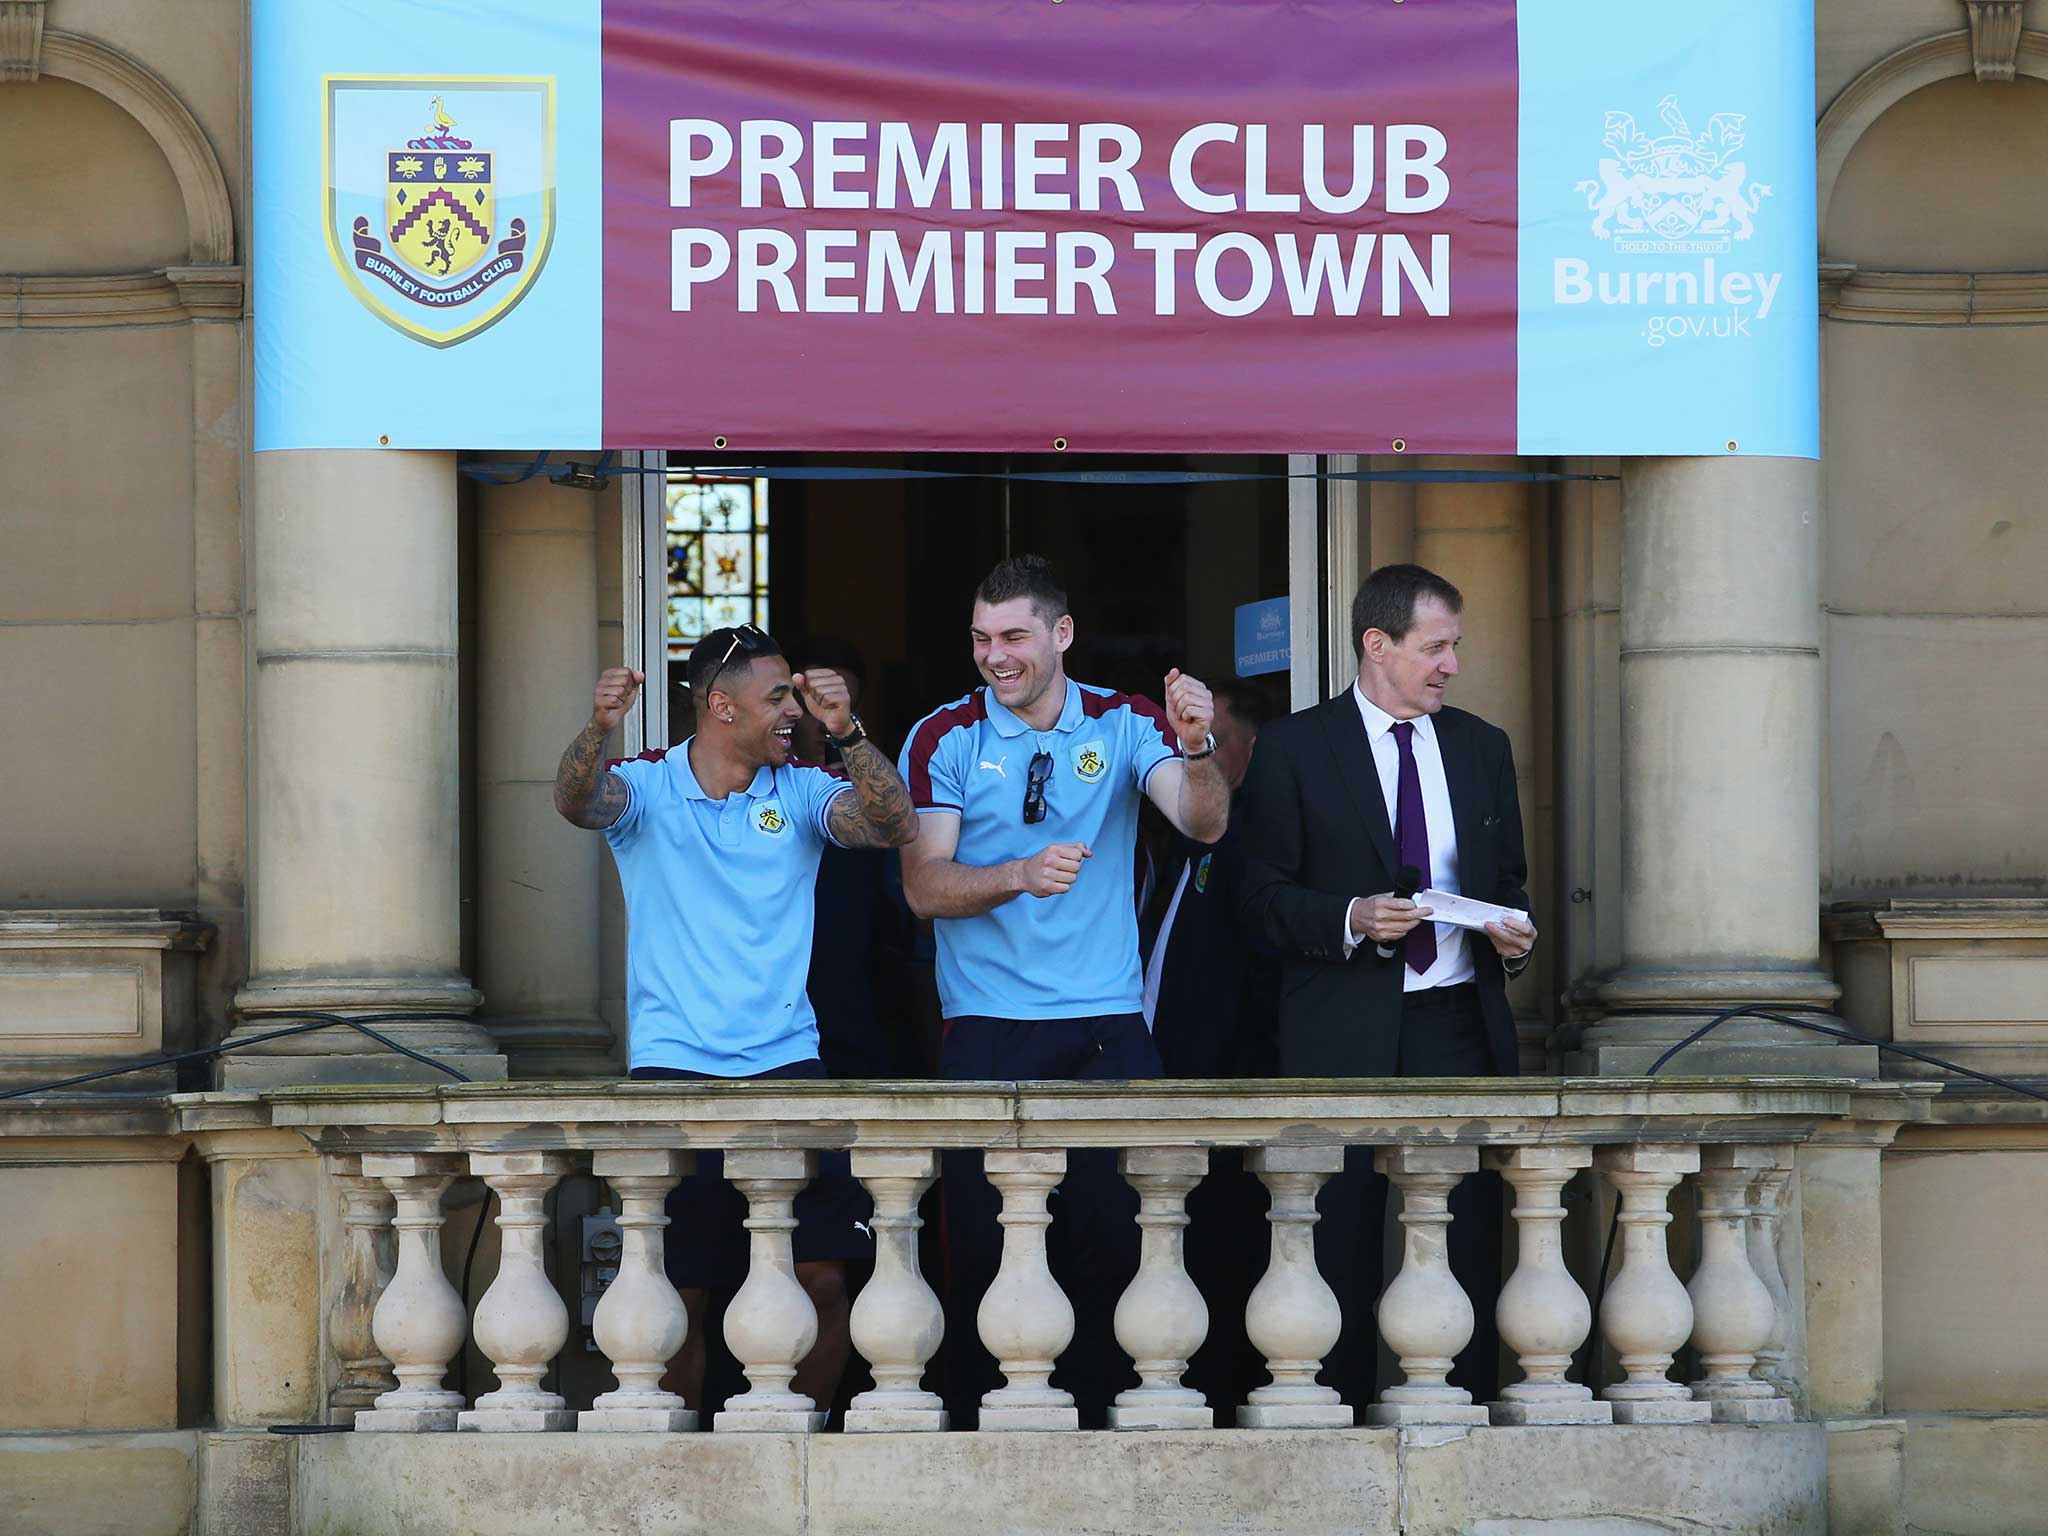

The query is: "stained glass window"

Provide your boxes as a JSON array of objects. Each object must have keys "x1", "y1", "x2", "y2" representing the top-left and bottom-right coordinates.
[{"x1": 665, "y1": 470, "x2": 770, "y2": 662}]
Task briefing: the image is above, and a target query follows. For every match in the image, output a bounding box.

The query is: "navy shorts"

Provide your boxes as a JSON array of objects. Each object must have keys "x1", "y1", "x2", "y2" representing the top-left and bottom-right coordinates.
[{"x1": 627, "y1": 1058, "x2": 873, "y2": 1291}]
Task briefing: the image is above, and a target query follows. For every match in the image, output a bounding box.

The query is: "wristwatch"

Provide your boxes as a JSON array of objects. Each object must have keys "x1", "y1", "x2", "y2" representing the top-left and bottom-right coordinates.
[
  {"x1": 1183, "y1": 732, "x2": 1218, "y2": 761},
  {"x1": 828, "y1": 714, "x2": 868, "y2": 751}
]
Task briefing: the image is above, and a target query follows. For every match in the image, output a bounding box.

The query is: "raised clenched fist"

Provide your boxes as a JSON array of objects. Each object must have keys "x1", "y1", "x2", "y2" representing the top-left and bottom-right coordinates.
[
  {"x1": 1163, "y1": 667, "x2": 1215, "y2": 753},
  {"x1": 591, "y1": 667, "x2": 644, "y2": 734},
  {"x1": 791, "y1": 667, "x2": 854, "y2": 738}
]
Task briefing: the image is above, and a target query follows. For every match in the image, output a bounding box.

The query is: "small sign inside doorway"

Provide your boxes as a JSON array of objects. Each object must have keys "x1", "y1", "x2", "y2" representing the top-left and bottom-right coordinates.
[{"x1": 1234, "y1": 598, "x2": 1290, "y2": 678}]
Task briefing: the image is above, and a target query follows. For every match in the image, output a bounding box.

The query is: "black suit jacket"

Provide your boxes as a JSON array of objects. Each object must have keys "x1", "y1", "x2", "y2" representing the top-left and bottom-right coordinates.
[
  {"x1": 1237, "y1": 694, "x2": 1529, "y2": 1079},
  {"x1": 1145, "y1": 795, "x2": 1280, "y2": 1079}
]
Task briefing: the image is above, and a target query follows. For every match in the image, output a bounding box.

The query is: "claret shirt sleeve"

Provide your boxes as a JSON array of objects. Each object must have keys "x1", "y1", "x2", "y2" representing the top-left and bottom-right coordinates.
[
  {"x1": 794, "y1": 764, "x2": 855, "y2": 845},
  {"x1": 900, "y1": 714, "x2": 968, "y2": 814},
  {"x1": 603, "y1": 753, "x2": 665, "y2": 842},
  {"x1": 1125, "y1": 694, "x2": 1180, "y2": 793}
]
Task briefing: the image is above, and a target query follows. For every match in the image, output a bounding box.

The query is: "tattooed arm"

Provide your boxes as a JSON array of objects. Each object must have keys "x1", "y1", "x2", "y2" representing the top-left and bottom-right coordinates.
[
  {"x1": 824, "y1": 736, "x2": 919, "y2": 849},
  {"x1": 554, "y1": 667, "x2": 641, "y2": 830}
]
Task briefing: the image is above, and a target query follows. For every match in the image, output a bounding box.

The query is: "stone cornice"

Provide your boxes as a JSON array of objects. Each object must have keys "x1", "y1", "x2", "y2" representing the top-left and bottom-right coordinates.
[
  {"x1": 0, "y1": 908, "x2": 214, "y2": 950},
  {"x1": 0, "y1": 0, "x2": 45, "y2": 81},
  {"x1": 1876, "y1": 898, "x2": 2048, "y2": 940},
  {"x1": 1818, "y1": 264, "x2": 2048, "y2": 325},
  {"x1": 163, "y1": 263, "x2": 245, "y2": 319},
  {"x1": 0, "y1": 270, "x2": 246, "y2": 328}
]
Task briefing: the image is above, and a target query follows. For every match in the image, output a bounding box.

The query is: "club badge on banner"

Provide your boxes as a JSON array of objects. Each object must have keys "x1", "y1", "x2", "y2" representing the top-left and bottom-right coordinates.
[{"x1": 253, "y1": 0, "x2": 1816, "y2": 457}]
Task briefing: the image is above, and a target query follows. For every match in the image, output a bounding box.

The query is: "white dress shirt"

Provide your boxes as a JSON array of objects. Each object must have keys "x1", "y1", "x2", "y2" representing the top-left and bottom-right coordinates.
[
  {"x1": 1342, "y1": 682, "x2": 1475, "y2": 991},
  {"x1": 1140, "y1": 859, "x2": 1192, "y2": 1029}
]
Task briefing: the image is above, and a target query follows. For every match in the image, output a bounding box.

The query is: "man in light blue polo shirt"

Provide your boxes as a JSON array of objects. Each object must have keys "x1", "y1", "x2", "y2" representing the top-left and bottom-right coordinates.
[
  {"x1": 899, "y1": 554, "x2": 1228, "y2": 1426},
  {"x1": 553, "y1": 622, "x2": 917, "y2": 1421}
]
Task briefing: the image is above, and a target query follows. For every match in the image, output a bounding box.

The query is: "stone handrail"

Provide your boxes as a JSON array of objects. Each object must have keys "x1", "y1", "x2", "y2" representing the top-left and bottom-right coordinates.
[{"x1": 179, "y1": 1077, "x2": 1876, "y2": 1436}]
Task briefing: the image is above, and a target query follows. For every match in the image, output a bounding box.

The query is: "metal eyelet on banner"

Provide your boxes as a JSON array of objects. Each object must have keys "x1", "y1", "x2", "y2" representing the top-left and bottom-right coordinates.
[
  {"x1": 714, "y1": 435, "x2": 729, "y2": 449},
  {"x1": 1391, "y1": 438, "x2": 1407, "y2": 453},
  {"x1": 377, "y1": 434, "x2": 390, "y2": 446},
  {"x1": 1726, "y1": 440, "x2": 1738, "y2": 452},
  {"x1": 1053, "y1": 437, "x2": 1068, "y2": 451}
]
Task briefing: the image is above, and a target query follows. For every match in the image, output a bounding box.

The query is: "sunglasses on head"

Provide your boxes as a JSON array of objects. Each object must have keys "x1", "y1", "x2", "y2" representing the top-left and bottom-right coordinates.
[
  {"x1": 712, "y1": 622, "x2": 771, "y2": 669},
  {"x1": 1023, "y1": 750, "x2": 1054, "y2": 824}
]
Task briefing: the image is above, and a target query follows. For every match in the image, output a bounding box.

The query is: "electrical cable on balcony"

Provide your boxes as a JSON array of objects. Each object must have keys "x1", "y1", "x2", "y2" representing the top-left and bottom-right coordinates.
[
  {"x1": 0, "y1": 1013, "x2": 478, "y2": 1100},
  {"x1": 1580, "y1": 1003, "x2": 2048, "y2": 1389}
]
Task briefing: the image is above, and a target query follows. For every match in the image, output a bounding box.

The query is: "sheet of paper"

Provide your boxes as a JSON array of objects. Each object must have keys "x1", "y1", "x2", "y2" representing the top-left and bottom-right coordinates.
[{"x1": 1414, "y1": 889, "x2": 1529, "y2": 932}]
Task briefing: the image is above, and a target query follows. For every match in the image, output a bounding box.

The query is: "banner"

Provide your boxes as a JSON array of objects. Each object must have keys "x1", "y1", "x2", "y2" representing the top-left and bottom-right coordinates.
[{"x1": 254, "y1": 0, "x2": 1817, "y2": 457}]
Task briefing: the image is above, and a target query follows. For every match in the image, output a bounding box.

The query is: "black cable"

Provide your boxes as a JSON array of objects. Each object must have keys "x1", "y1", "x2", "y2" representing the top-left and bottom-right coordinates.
[
  {"x1": 455, "y1": 1187, "x2": 497, "y2": 1404},
  {"x1": 1579, "y1": 1002, "x2": 2048, "y2": 1388},
  {"x1": 0, "y1": 1012, "x2": 478, "y2": 1101}
]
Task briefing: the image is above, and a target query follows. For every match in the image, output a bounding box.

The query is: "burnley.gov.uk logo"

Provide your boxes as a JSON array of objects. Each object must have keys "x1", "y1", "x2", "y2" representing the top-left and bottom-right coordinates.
[{"x1": 324, "y1": 76, "x2": 555, "y2": 347}]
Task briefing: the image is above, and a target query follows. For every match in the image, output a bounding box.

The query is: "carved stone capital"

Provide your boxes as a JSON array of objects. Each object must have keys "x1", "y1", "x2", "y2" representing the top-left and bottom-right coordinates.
[
  {"x1": 1965, "y1": 1, "x2": 2024, "y2": 81},
  {"x1": 0, "y1": 1, "x2": 46, "y2": 82}
]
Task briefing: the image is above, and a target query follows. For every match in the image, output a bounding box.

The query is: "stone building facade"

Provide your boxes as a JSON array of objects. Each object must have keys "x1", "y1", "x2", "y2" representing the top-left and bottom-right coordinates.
[{"x1": 2, "y1": 1, "x2": 2046, "y2": 1531}]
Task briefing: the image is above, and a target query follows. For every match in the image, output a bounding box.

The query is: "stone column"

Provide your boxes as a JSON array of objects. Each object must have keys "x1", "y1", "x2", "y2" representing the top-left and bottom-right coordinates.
[
  {"x1": 356, "y1": 1153, "x2": 469, "y2": 1431},
  {"x1": 1595, "y1": 1144, "x2": 1711, "y2": 1424},
  {"x1": 1238, "y1": 1145, "x2": 1351, "y2": 1428},
  {"x1": 476, "y1": 474, "x2": 612, "y2": 1077},
  {"x1": 327, "y1": 1154, "x2": 397, "y2": 1423},
  {"x1": 977, "y1": 1150, "x2": 1078, "y2": 1431},
  {"x1": 1688, "y1": 1146, "x2": 1793, "y2": 1422},
  {"x1": 583, "y1": 1149, "x2": 696, "y2": 1432},
  {"x1": 458, "y1": 1152, "x2": 576, "y2": 1431},
  {"x1": 1367, "y1": 1145, "x2": 1489, "y2": 1426},
  {"x1": 716, "y1": 1149, "x2": 825, "y2": 1432},
  {"x1": 1109, "y1": 1146, "x2": 1211, "y2": 1430},
  {"x1": 1576, "y1": 457, "x2": 1870, "y2": 1076},
  {"x1": 1487, "y1": 1146, "x2": 1609, "y2": 1424},
  {"x1": 846, "y1": 1149, "x2": 947, "y2": 1432},
  {"x1": 226, "y1": 450, "x2": 500, "y2": 1086},
  {"x1": 1414, "y1": 464, "x2": 1547, "y2": 1066}
]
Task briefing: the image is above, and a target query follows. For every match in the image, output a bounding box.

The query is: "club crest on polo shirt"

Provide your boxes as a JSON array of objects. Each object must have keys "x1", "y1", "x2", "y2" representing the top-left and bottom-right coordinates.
[
  {"x1": 753, "y1": 802, "x2": 788, "y2": 836},
  {"x1": 1071, "y1": 740, "x2": 1108, "y2": 784}
]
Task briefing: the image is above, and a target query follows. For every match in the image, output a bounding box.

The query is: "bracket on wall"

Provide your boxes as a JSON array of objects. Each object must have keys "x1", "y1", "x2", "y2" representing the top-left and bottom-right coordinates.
[
  {"x1": 0, "y1": 0, "x2": 46, "y2": 81},
  {"x1": 1964, "y1": 1, "x2": 2024, "y2": 81}
]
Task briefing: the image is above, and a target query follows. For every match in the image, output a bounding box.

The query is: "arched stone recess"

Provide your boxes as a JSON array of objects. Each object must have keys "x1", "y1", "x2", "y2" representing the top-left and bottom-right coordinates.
[
  {"x1": 1816, "y1": 29, "x2": 2048, "y2": 323},
  {"x1": 36, "y1": 28, "x2": 234, "y2": 268},
  {"x1": 1, "y1": 24, "x2": 239, "y2": 322},
  {"x1": 1819, "y1": 28, "x2": 2048, "y2": 251}
]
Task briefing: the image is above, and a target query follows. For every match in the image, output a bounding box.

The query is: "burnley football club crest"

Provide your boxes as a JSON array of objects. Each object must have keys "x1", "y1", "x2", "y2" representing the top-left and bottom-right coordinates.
[{"x1": 324, "y1": 76, "x2": 555, "y2": 346}]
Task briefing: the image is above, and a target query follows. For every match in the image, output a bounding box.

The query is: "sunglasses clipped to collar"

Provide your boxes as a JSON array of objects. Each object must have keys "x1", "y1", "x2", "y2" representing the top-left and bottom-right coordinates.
[{"x1": 1022, "y1": 749, "x2": 1054, "y2": 824}]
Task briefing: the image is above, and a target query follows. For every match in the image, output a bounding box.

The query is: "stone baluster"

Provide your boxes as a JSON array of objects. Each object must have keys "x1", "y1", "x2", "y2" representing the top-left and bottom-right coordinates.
[
  {"x1": 1746, "y1": 1150, "x2": 1799, "y2": 1400},
  {"x1": 581, "y1": 1150, "x2": 696, "y2": 1432},
  {"x1": 459, "y1": 1152, "x2": 576, "y2": 1431},
  {"x1": 846, "y1": 1149, "x2": 947, "y2": 1432},
  {"x1": 1238, "y1": 1145, "x2": 1351, "y2": 1428},
  {"x1": 1110, "y1": 1146, "x2": 1212, "y2": 1430},
  {"x1": 716, "y1": 1149, "x2": 825, "y2": 1432},
  {"x1": 1594, "y1": 1145, "x2": 1711, "y2": 1423},
  {"x1": 1368, "y1": 1146, "x2": 1489, "y2": 1426},
  {"x1": 354, "y1": 1153, "x2": 468, "y2": 1431},
  {"x1": 1486, "y1": 1147, "x2": 1611, "y2": 1425},
  {"x1": 328, "y1": 1155, "x2": 397, "y2": 1422},
  {"x1": 1688, "y1": 1145, "x2": 1795, "y2": 1423},
  {"x1": 978, "y1": 1150, "x2": 1079, "y2": 1431}
]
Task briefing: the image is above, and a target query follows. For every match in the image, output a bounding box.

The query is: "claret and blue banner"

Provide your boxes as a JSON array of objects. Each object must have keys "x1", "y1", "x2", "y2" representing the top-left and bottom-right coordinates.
[{"x1": 253, "y1": 0, "x2": 1819, "y2": 457}]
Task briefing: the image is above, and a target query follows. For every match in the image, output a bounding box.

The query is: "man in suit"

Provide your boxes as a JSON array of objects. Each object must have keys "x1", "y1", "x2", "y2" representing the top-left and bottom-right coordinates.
[
  {"x1": 1139, "y1": 679, "x2": 1282, "y2": 1419},
  {"x1": 1238, "y1": 563, "x2": 1537, "y2": 1413}
]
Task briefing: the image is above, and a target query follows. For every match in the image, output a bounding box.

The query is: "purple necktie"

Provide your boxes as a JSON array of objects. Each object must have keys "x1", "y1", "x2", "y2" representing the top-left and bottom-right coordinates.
[{"x1": 1391, "y1": 721, "x2": 1436, "y2": 976}]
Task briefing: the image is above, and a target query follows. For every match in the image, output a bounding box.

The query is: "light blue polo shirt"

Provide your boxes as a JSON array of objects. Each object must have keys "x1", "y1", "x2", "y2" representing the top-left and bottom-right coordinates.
[
  {"x1": 603, "y1": 742, "x2": 851, "y2": 1074},
  {"x1": 899, "y1": 679, "x2": 1179, "y2": 1020}
]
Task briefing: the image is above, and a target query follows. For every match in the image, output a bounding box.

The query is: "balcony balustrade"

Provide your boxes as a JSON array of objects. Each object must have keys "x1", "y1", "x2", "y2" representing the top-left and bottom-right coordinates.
[{"x1": 258, "y1": 1077, "x2": 1852, "y2": 1436}]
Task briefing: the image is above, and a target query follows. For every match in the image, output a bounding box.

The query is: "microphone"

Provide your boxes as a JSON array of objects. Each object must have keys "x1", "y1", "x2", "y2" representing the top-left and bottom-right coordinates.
[{"x1": 1374, "y1": 864, "x2": 1425, "y2": 960}]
